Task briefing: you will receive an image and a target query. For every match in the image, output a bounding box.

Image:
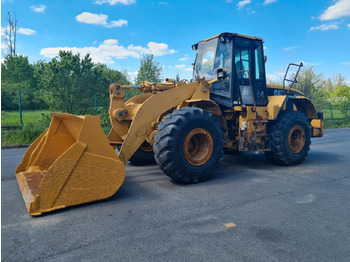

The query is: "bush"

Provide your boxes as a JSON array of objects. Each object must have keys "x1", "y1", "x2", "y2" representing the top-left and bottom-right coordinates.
[{"x1": 1, "y1": 125, "x2": 47, "y2": 145}]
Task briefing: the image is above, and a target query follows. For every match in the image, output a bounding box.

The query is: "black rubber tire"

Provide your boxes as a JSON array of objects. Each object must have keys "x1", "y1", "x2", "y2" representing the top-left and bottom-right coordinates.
[
  {"x1": 265, "y1": 110, "x2": 311, "y2": 165},
  {"x1": 153, "y1": 107, "x2": 224, "y2": 184},
  {"x1": 129, "y1": 143, "x2": 155, "y2": 166}
]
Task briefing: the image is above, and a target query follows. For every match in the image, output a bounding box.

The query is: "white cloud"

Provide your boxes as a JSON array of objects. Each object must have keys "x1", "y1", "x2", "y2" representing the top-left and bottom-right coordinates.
[
  {"x1": 174, "y1": 64, "x2": 192, "y2": 71},
  {"x1": 284, "y1": 46, "x2": 300, "y2": 51},
  {"x1": 30, "y1": 5, "x2": 46, "y2": 13},
  {"x1": 179, "y1": 54, "x2": 189, "y2": 61},
  {"x1": 76, "y1": 12, "x2": 127, "y2": 28},
  {"x1": 309, "y1": 22, "x2": 339, "y2": 31},
  {"x1": 1, "y1": 27, "x2": 6, "y2": 37},
  {"x1": 266, "y1": 72, "x2": 284, "y2": 83},
  {"x1": 348, "y1": 24, "x2": 350, "y2": 28},
  {"x1": 76, "y1": 12, "x2": 108, "y2": 25},
  {"x1": 40, "y1": 39, "x2": 177, "y2": 64},
  {"x1": 343, "y1": 62, "x2": 350, "y2": 66},
  {"x1": 128, "y1": 71, "x2": 138, "y2": 76},
  {"x1": 319, "y1": 0, "x2": 350, "y2": 21},
  {"x1": 1, "y1": 41, "x2": 7, "y2": 51},
  {"x1": 174, "y1": 64, "x2": 185, "y2": 69},
  {"x1": 238, "y1": 0, "x2": 250, "y2": 9},
  {"x1": 94, "y1": 0, "x2": 135, "y2": 5},
  {"x1": 159, "y1": 2, "x2": 168, "y2": 5},
  {"x1": 264, "y1": 0, "x2": 277, "y2": 4},
  {"x1": 18, "y1": 27, "x2": 36, "y2": 35},
  {"x1": 105, "y1": 19, "x2": 128, "y2": 28},
  {"x1": 145, "y1": 42, "x2": 176, "y2": 56}
]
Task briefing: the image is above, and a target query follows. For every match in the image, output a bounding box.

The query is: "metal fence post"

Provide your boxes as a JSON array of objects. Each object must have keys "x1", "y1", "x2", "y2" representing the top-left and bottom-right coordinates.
[
  {"x1": 94, "y1": 93, "x2": 98, "y2": 115},
  {"x1": 19, "y1": 89, "x2": 23, "y2": 128},
  {"x1": 329, "y1": 102, "x2": 333, "y2": 120}
]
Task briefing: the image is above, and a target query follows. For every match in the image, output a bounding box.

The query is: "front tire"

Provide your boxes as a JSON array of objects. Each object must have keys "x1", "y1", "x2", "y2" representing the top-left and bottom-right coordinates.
[
  {"x1": 265, "y1": 111, "x2": 311, "y2": 165},
  {"x1": 153, "y1": 107, "x2": 224, "y2": 183},
  {"x1": 129, "y1": 142, "x2": 155, "y2": 166}
]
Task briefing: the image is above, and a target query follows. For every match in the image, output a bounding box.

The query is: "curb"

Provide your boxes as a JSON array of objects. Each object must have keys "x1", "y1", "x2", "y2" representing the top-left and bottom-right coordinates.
[{"x1": 1, "y1": 144, "x2": 30, "y2": 150}]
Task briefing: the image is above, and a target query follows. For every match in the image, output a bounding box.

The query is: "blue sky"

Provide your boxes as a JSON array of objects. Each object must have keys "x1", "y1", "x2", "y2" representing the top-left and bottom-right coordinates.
[{"x1": 1, "y1": 0, "x2": 350, "y2": 84}]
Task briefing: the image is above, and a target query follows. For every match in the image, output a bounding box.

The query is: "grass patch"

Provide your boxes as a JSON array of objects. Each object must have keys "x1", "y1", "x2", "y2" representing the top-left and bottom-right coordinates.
[
  {"x1": 322, "y1": 109, "x2": 349, "y2": 119},
  {"x1": 1, "y1": 110, "x2": 51, "y2": 126},
  {"x1": 324, "y1": 118, "x2": 350, "y2": 128},
  {"x1": 1, "y1": 125, "x2": 48, "y2": 146}
]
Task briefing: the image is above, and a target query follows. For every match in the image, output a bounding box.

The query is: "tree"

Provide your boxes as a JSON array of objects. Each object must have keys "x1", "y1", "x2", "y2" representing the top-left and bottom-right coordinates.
[
  {"x1": 175, "y1": 73, "x2": 181, "y2": 83},
  {"x1": 1, "y1": 55, "x2": 46, "y2": 110},
  {"x1": 4, "y1": 12, "x2": 18, "y2": 57},
  {"x1": 35, "y1": 51, "x2": 131, "y2": 114},
  {"x1": 295, "y1": 67, "x2": 330, "y2": 110},
  {"x1": 332, "y1": 85, "x2": 350, "y2": 115},
  {"x1": 324, "y1": 73, "x2": 346, "y2": 93},
  {"x1": 135, "y1": 54, "x2": 163, "y2": 84}
]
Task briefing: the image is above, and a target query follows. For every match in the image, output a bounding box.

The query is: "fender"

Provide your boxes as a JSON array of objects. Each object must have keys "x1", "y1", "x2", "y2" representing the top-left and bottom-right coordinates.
[
  {"x1": 267, "y1": 95, "x2": 318, "y2": 120},
  {"x1": 180, "y1": 99, "x2": 228, "y2": 135}
]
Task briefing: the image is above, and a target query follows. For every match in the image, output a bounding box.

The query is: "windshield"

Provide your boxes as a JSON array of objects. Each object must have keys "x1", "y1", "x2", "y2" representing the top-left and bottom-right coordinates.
[{"x1": 193, "y1": 38, "x2": 218, "y2": 81}]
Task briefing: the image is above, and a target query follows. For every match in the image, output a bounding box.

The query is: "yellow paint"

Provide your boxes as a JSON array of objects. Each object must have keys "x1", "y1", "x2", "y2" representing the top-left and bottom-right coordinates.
[
  {"x1": 311, "y1": 119, "x2": 324, "y2": 137},
  {"x1": 118, "y1": 81, "x2": 205, "y2": 164},
  {"x1": 224, "y1": 223, "x2": 237, "y2": 228},
  {"x1": 16, "y1": 114, "x2": 125, "y2": 216},
  {"x1": 267, "y1": 95, "x2": 287, "y2": 120}
]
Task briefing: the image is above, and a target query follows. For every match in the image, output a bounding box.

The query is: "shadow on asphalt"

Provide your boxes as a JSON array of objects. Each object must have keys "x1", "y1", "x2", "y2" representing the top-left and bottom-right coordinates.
[{"x1": 25, "y1": 150, "x2": 343, "y2": 218}]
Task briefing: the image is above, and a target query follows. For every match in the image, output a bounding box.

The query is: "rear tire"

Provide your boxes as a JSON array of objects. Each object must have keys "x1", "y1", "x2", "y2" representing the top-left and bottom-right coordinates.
[
  {"x1": 153, "y1": 107, "x2": 224, "y2": 183},
  {"x1": 129, "y1": 142, "x2": 155, "y2": 166},
  {"x1": 265, "y1": 110, "x2": 311, "y2": 165}
]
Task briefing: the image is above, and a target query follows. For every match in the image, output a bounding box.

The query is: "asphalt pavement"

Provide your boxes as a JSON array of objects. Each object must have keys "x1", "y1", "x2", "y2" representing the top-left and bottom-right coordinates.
[{"x1": 2, "y1": 128, "x2": 350, "y2": 262}]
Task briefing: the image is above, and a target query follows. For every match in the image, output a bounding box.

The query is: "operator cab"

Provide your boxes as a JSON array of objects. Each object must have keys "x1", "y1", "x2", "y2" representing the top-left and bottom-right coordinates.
[{"x1": 192, "y1": 33, "x2": 268, "y2": 107}]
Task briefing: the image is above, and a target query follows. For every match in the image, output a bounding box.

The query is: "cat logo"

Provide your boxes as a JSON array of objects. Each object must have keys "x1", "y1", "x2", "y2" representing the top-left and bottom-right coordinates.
[{"x1": 274, "y1": 89, "x2": 284, "y2": 96}]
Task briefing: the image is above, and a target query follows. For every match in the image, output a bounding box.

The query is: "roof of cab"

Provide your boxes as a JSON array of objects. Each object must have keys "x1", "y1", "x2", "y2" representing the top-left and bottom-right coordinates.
[{"x1": 203, "y1": 32, "x2": 263, "y2": 42}]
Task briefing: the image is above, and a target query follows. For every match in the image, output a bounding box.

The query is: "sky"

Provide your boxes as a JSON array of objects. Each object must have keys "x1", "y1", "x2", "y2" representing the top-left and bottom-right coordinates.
[{"x1": 1, "y1": 0, "x2": 350, "y2": 84}]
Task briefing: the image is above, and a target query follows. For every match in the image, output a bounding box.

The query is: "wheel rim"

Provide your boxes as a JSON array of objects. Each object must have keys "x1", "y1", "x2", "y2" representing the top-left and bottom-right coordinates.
[
  {"x1": 288, "y1": 125, "x2": 305, "y2": 154},
  {"x1": 183, "y1": 128, "x2": 214, "y2": 166}
]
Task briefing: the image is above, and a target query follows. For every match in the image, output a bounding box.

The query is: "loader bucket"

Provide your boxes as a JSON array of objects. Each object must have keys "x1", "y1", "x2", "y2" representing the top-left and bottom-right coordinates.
[{"x1": 15, "y1": 113, "x2": 125, "y2": 216}]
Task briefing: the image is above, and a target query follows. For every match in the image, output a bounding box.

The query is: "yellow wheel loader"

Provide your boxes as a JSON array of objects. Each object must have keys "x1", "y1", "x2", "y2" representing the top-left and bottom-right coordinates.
[{"x1": 16, "y1": 33, "x2": 324, "y2": 216}]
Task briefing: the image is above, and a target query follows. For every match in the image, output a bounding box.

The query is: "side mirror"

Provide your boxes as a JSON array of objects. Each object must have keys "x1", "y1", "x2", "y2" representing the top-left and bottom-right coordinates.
[{"x1": 217, "y1": 68, "x2": 228, "y2": 81}]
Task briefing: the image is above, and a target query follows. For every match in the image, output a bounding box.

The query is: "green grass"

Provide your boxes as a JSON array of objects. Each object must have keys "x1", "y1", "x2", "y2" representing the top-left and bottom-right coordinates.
[
  {"x1": 1, "y1": 110, "x2": 52, "y2": 126},
  {"x1": 324, "y1": 118, "x2": 350, "y2": 128},
  {"x1": 322, "y1": 109, "x2": 349, "y2": 119},
  {"x1": 1, "y1": 109, "x2": 111, "y2": 146},
  {"x1": 1, "y1": 125, "x2": 47, "y2": 146}
]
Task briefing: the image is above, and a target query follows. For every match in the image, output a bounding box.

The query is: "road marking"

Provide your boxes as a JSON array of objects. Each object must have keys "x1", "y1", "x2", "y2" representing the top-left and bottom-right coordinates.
[{"x1": 224, "y1": 222, "x2": 237, "y2": 228}]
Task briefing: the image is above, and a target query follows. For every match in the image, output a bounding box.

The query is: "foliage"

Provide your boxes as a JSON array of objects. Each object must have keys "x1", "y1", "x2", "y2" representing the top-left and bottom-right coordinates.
[
  {"x1": 1, "y1": 55, "x2": 47, "y2": 110},
  {"x1": 34, "y1": 51, "x2": 130, "y2": 114},
  {"x1": 1, "y1": 125, "x2": 47, "y2": 146},
  {"x1": 331, "y1": 85, "x2": 350, "y2": 115},
  {"x1": 294, "y1": 67, "x2": 330, "y2": 111},
  {"x1": 324, "y1": 118, "x2": 350, "y2": 129},
  {"x1": 135, "y1": 54, "x2": 163, "y2": 84}
]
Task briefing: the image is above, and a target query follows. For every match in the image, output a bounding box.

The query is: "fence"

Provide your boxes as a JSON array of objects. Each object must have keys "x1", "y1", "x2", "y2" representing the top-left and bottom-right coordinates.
[
  {"x1": 2, "y1": 89, "x2": 350, "y2": 129},
  {"x1": 323, "y1": 101, "x2": 350, "y2": 120},
  {"x1": 1, "y1": 90, "x2": 103, "y2": 129}
]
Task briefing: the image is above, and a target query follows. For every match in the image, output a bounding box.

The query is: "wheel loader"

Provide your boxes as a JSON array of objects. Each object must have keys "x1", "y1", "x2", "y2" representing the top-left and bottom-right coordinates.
[{"x1": 16, "y1": 32, "x2": 324, "y2": 216}]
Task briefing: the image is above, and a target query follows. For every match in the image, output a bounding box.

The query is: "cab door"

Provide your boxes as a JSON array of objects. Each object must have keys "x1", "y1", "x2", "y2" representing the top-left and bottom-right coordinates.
[{"x1": 234, "y1": 37, "x2": 267, "y2": 106}]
